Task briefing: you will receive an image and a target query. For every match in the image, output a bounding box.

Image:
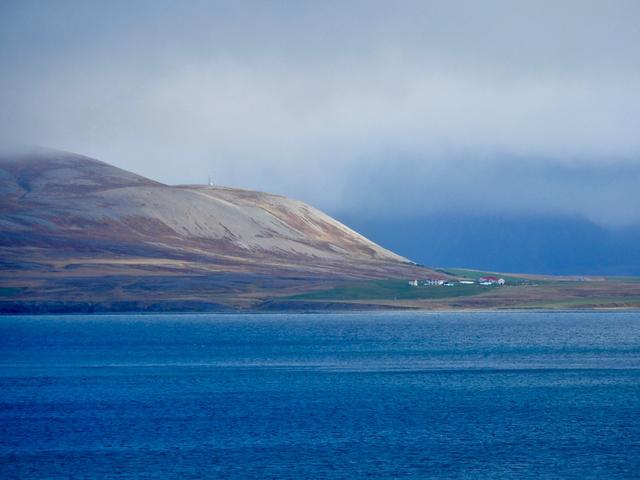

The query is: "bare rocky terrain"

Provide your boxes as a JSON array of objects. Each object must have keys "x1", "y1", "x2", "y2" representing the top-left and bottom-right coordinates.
[{"x1": 0, "y1": 149, "x2": 438, "y2": 312}]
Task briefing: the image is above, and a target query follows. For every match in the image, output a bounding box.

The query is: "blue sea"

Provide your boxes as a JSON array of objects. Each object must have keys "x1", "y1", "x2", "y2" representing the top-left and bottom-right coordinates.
[{"x1": 1, "y1": 311, "x2": 639, "y2": 479}]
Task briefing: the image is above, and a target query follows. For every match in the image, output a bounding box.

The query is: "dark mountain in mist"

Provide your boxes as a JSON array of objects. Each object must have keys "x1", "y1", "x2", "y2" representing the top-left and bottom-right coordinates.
[{"x1": 340, "y1": 213, "x2": 640, "y2": 276}]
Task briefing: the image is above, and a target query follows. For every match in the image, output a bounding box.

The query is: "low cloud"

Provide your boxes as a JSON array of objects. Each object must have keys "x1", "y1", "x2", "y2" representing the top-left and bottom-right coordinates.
[{"x1": 1, "y1": 0, "x2": 639, "y2": 225}]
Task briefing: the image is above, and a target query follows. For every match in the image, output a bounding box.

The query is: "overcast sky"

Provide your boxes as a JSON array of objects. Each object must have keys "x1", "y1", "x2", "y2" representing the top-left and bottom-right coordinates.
[{"x1": 1, "y1": 0, "x2": 639, "y2": 226}]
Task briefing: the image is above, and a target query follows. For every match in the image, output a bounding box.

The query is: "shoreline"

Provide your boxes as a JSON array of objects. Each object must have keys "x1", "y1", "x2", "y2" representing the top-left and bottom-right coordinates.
[{"x1": 3, "y1": 304, "x2": 640, "y2": 316}]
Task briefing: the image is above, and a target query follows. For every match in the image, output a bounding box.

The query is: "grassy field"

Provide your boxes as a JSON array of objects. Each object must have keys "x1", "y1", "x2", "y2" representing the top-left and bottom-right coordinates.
[
  {"x1": 290, "y1": 279, "x2": 497, "y2": 301},
  {"x1": 3, "y1": 269, "x2": 639, "y2": 312},
  {"x1": 283, "y1": 276, "x2": 640, "y2": 310}
]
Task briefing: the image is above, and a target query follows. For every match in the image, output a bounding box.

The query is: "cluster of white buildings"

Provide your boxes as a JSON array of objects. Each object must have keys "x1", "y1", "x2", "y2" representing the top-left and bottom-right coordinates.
[
  {"x1": 408, "y1": 276, "x2": 506, "y2": 287},
  {"x1": 477, "y1": 276, "x2": 506, "y2": 286}
]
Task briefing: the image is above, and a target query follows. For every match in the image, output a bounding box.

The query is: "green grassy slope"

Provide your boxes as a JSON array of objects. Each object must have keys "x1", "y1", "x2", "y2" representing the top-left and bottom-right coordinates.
[{"x1": 290, "y1": 279, "x2": 497, "y2": 301}]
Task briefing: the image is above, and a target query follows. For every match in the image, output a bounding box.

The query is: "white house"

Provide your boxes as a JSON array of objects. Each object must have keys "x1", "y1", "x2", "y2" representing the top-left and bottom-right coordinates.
[{"x1": 408, "y1": 280, "x2": 419, "y2": 287}]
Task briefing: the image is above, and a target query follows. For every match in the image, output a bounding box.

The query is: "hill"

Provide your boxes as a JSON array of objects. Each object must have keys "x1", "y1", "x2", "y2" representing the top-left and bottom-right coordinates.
[
  {"x1": 0, "y1": 149, "x2": 438, "y2": 312},
  {"x1": 3, "y1": 149, "x2": 638, "y2": 313}
]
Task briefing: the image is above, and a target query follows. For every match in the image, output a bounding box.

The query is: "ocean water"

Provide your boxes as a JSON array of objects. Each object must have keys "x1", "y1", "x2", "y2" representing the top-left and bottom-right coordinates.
[{"x1": 1, "y1": 311, "x2": 639, "y2": 479}]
